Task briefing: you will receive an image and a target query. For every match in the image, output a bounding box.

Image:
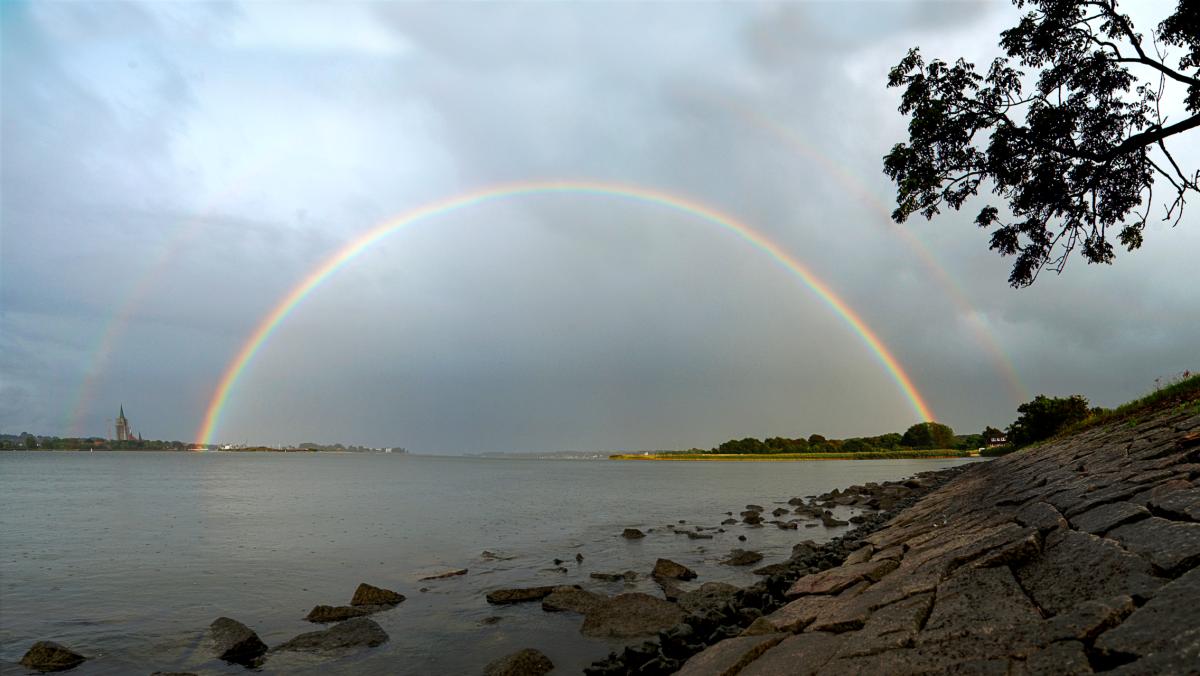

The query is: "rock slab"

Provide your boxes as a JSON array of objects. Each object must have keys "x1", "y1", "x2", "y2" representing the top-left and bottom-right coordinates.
[
  {"x1": 580, "y1": 593, "x2": 685, "y2": 638},
  {"x1": 274, "y1": 617, "x2": 389, "y2": 654}
]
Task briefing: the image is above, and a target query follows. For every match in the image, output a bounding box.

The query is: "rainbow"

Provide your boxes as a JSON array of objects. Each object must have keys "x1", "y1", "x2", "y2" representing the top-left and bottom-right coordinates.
[
  {"x1": 197, "y1": 180, "x2": 934, "y2": 446},
  {"x1": 721, "y1": 101, "x2": 1028, "y2": 403}
]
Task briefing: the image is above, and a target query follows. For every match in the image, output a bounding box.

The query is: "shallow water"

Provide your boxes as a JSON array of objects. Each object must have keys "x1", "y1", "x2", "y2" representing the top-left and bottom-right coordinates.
[{"x1": 0, "y1": 452, "x2": 979, "y2": 674}]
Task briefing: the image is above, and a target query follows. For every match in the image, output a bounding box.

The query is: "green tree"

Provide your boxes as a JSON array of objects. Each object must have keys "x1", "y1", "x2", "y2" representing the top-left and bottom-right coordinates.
[
  {"x1": 23, "y1": 434, "x2": 38, "y2": 449},
  {"x1": 807, "y1": 433, "x2": 827, "y2": 446},
  {"x1": 1007, "y1": 394, "x2": 1091, "y2": 446},
  {"x1": 901, "y1": 422, "x2": 956, "y2": 449},
  {"x1": 885, "y1": 0, "x2": 1199, "y2": 287}
]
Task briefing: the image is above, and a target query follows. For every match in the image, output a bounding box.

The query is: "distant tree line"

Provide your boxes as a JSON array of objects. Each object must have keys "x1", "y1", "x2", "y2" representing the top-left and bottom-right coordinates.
[
  {"x1": 0, "y1": 433, "x2": 189, "y2": 451},
  {"x1": 708, "y1": 421, "x2": 978, "y2": 455}
]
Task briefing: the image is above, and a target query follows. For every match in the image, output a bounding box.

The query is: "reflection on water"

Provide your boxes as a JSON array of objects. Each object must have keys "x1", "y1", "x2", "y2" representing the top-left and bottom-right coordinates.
[{"x1": 0, "y1": 452, "x2": 978, "y2": 674}]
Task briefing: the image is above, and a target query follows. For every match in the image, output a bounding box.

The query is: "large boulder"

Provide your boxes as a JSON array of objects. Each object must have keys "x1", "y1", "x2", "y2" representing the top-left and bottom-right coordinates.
[
  {"x1": 209, "y1": 617, "x2": 267, "y2": 666},
  {"x1": 580, "y1": 593, "x2": 686, "y2": 638},
  {"x1": 305, "y1": 605, "x2": 371, "y2": 623},
  {"x1": 18, "y1": 641, "x2": 86, "y2": 672},
  {"x1": 622, "y1": 528, "x2": 646, "y2": 539},
  {"x1": 274, "y1": 617, "x2": 389, "y2": 654},
  {"x1": 487, "y1": 585, "x2": 578, "y2": 604},
  {"x1": 350, "y1": 583, "x2": 405, "y2": 606},
  {"x1": 652, "y1": 558, "x2": 697, "y2": 580},
  {"x1": 484, "y1": 648, "x2": 554, "y2": 676}
]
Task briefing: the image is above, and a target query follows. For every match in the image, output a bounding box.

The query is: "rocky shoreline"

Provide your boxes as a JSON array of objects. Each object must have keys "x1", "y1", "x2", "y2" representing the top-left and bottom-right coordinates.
[
  {"x1": 15, "y1": 399, "x2": 1197, "y2": 674},
  {"x1": 648, "y1": 404, "x2": 1200, "y2": 675}
]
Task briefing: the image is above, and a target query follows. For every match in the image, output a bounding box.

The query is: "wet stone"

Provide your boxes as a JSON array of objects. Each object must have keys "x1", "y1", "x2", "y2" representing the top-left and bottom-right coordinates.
[
  {"x1": 487, "y1": 585, "x2": 577, "y2": 605},
  {"x1": 305, "y1": 605, "x2": 371, "y2": 623},
  {"x1": 653, "y1": 558, "x2": 698, "y2": 580},
  {"x1": 18, "y1": 641, "x2": 87, "y2": 673},
  {"x1": 579, "y1": 593, "x2": 685, "y2": 638},
  {"x1": 541, "y1": 589, "x2": 608, "y2": 614},
  {"x1": 273, "y1": 617, "x2": 389, "y2": 654},
  {"x1": 678, "y1": 582, "x2": 740, "y2": 615},
  {"x1": 1070, "y1": 501, "x2": 1151, "y2": 535},
  {"x1": 349, "y1": 583, "x2": 405, "y2": 607},
  {"x1": 484, "y1": 648, "x2": 554, "y2": 676},
  {"x1": 209, "y1": 617, "x2": 267, "y2": 666}
]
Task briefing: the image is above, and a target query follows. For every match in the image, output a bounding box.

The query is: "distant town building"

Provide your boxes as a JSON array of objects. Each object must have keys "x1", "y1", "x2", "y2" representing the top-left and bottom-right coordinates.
[
  {"x1": 985, "y1": 432, "x2": 1008, "y2": 447},
  {"x1": 114, "y1": 405, "x2": 136, "y2": 442}
]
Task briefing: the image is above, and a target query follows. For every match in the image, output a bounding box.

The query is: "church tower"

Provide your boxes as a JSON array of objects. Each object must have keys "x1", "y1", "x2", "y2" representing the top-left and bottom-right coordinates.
[{"x1": 115, "y1": 405, "x2": 132, "y2": 442}]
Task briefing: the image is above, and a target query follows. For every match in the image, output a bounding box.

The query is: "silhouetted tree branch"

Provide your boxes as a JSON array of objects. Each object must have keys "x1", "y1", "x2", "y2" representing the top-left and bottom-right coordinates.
[{"x1": 885, "y1": 0, "x2": 1199, "y2": 286}]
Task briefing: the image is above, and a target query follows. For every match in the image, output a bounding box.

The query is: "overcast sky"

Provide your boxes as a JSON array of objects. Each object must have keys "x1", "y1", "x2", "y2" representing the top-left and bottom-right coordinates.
[{"x1": 2, "y1": 0, "x2": 1196, "y2": 452}]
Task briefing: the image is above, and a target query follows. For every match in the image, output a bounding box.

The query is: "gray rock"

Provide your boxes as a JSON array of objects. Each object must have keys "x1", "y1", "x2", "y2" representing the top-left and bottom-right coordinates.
[
  {"x1": 1095, "y1": 566, "x2": 1200, "y2": 660},
  {"x1": 652, "y1": 557, "x2": 697, "y2": 580},
  {"x1": 487, "y1": 585, "x2": 578, "y2": 604},
  {"x1": 349, "y1": 583, "x2": 405, "y2": 606},
  {"x1": 304, "y1": 605, "x2": 371, "y2": 623},
  {"x1": 484, "y1": 648, "x2": 554, "y2": 676},
  {"x1": 590, "y1": 570, "x2": 638, "y2": 582},
  {"x1": 721, "y1": 549, "x2": 764, "y2": 566},
  {"x1": 1106, "y1": 516, "x2": 1200, "y2": 575},
  {"x1": 541, "y1": 588, "x2": 608, "y2": 614},
  {"x1": 677, "y1": 581, "x2": 740, "y2": 614},
  {"x1": 419, "y1": 568, "x2": 468, "y2": 581},
  {"x1": 1147, "y1": 487, "x2": 1200, "y2": 521},
  {"x1": 1109, "y1": 626, "x2": 1200, "y2": 676},
  {"x1": 622, "y1": 528, "x2": 646, "y2": 539},
  {"x1": 209, "y1": 617, "x2": 267, "y2": 666},
  {"x1": 1070, "y1": 501, "x2": 1151, "y2": 535},
  {"x1": 274, "y1": 617, "x2": 388, "y2": 654},
  {"x1": 924, "y1": 567, "x2": 1041, "y2": 635},
  {"x1": 1014, "y1": 529, "x2": 1165, "y2": 615},
  {"x1": 18, "y1": 641, "x2": 86, "y2": 672},
  {"x1": 580, "y1": 592, "x2": 686, "y2": 637},
  {"x1": 676, "y1": 633, "x2": 787, "y2": 676}
]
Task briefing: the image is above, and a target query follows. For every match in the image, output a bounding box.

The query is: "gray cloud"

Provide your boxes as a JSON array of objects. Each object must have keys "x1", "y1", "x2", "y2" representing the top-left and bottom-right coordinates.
[{"x1": 2, "y1": 0, "x2": 1195, "y2": 451}]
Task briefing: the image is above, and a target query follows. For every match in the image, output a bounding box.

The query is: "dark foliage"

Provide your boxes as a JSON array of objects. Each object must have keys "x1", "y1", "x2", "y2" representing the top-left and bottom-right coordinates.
[
  {"x1": 1007, "y1": 393, "x2": 1091, "y2": 446},
  {"x1": 885, "y1": 0, "x2": 1199, "y2": 286},
  {"x1": 900, "y1": 422, "x2": 957, "y2": 449}
]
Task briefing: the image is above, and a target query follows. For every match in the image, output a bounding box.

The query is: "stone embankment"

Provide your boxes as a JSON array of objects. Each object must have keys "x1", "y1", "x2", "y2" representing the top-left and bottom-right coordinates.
[{"x1": 662, "y1": 405, "x2": 1200, "y2": 675}]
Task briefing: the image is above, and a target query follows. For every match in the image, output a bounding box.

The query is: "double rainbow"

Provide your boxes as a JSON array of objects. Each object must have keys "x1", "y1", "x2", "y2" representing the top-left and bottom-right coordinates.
[{"x1": 196, "y1": 180, "x2": 934, "y2": 445}]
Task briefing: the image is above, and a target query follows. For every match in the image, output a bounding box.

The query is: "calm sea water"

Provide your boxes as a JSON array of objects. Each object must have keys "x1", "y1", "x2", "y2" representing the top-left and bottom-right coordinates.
[{"x1": 0, "y1": 452, "x2": 979, "y2": 674}]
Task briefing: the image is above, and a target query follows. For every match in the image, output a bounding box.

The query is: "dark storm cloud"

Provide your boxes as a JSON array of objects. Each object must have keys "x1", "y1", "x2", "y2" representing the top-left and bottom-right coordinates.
[{"x1": 2, "y1": 1, "x2": 1195, "y2": 450}]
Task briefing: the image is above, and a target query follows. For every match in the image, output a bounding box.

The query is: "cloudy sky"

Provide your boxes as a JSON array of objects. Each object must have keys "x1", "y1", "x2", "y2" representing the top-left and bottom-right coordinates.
[{"x1": 2, "y1": 0, "x2": 1196, "y2": 452}]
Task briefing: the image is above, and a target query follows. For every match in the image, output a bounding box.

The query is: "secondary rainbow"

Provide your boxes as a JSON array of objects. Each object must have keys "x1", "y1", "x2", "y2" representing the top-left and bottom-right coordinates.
[{"x1": 197, "y1": 180, "x2": 935, "y2": 445}]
